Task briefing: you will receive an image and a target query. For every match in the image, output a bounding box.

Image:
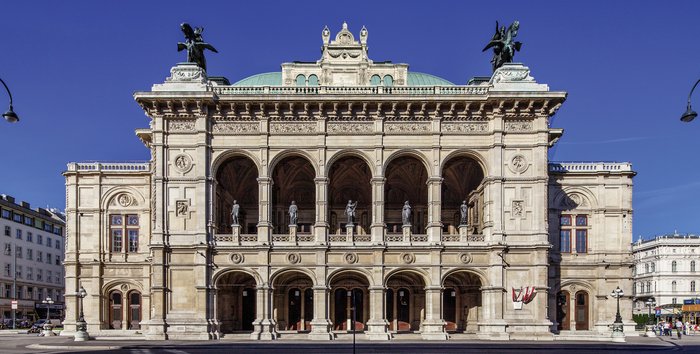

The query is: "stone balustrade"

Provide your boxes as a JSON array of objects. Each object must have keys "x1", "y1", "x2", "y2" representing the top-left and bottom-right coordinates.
[
  {"x1": 211, "y1": 85, "x2": 488, "y2": 96},
  {"x1": 548, "y1": 162, "x2": 633, "y2": 173}
]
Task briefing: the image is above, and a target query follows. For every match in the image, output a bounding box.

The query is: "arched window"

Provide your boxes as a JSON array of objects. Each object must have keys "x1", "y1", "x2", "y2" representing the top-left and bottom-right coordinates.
[
  {"x1": 692, "y1": 281, "x2": 696, "y2": 292},
  {"x1": 308, "y1": 74, "x2": 319, "y2": 86},
  {"x1": 383, "y1": 75, "x2": 394, "y2": 86},
  {"x1": 127, "y1": 291, "x2": 142, "y2": 330},
  {"x1": 646, "y1": 281, "x2": 651, "y2": 293},
  {"x1": 692, "y1": 261, "x2": 696, "y2": 272},
  {"x1": 645, "y1": 263, "x2": 649, "y2": 273},
  {"x1": 295, "y1": 74, "x2": 306, "y2": 86},
  {"x1": 109, "y1": 290, "x2": 123, "y2": 329},
  {"x1": 672, "y1": 261, "x2": 677, "y2": 272},
  {"x1": 672, "y1": 281, "x2": 677, "y2": 292},
  {"x1": 370, "y1": 75, "x2": 381, "y2": 86},
  {"x1": 651, "y1": 262, "x2": 655, "y2": 272}
]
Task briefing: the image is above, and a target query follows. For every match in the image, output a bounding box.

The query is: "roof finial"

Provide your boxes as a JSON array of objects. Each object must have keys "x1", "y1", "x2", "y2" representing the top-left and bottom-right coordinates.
[{"x1": 342, "y1": 21, "x2": 348, "y2": 30}]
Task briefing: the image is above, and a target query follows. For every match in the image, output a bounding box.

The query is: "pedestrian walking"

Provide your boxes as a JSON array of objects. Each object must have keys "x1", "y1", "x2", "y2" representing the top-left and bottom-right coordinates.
[{"x1": 676, "y1": 319, "x2": 683, "y2": 339}]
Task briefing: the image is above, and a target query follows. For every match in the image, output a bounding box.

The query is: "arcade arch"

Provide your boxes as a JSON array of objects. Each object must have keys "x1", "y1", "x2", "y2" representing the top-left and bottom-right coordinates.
[
  {"x1": 327, "y1": 156, "x2": 372, "y2": 235},
  {"x1": 216, "y1": 271, "x2": 257, "y2": 333},
  {"x1": 328, "y1": 270, "x2": 370, "y2": 331},
  {"x1": 385, "y1": 156, "x2": 428, "y2": 234},
  {"x1": 271, "y1": 270, "x2": 315, "y2": 331},
  {"x1": 441, "y1": 155, "x2": 485, "y2": 236},
  {"x1": 442, "y1": 271, "x2": 482, "y2": 332},
  {"x1": 271, "y1": 156, "x2": 316, "y2": 234},
  {"x1": 385, "y1": 271, "x2": 426, "y2": 332},
  {"x1": 215, "y1": 156, "x2": 259, "y2": 234}
]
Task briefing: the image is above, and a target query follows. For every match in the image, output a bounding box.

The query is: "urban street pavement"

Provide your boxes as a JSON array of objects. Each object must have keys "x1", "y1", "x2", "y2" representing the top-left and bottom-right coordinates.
[{"x1": 2, "y1": 331, "x2": 700, "y2": 354}]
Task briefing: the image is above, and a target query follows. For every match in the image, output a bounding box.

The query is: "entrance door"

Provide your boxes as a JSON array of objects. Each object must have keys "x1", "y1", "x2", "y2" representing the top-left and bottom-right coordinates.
[
  {"x1": 386, "y1": 289, "x2": 395, "y2": 330},
  {"x1": 288, "y1": 288, "x2": 301, "y2": 330},
  {"x1": 127, "y1": 292, "x2": 141, "y2": 330},
  {"x1": 575, "y1": 291, "x2": 589, "y2": 330},
  {"x1": 333, "y1": 289, "x2": 347, "y2": 330},
  {"x1": 304, "y1": 289, "x2": 313, "y2": 330},
  {"x1": 443, "y1": 288, "x2": 457, "y2": 331},
  {"x1": 397, "y1": 288, "x2": 410, "y2": 331},
  {"x1": 109, "y1": 291, "x2": 123, "y2": 329},
  {"x1": 557, "y1": 291, "x2": 570, "y2": 330},
  {"x1": 352, "y1": 288, "x2": 364, "y2": 330},
  {"x1": 241, "y1": 287, "x2": 256, "y2": 331}
]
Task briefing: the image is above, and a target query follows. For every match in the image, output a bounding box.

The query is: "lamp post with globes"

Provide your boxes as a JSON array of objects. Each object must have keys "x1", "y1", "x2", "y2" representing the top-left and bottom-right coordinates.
[
  {"x1": 74, "y1": 286, "x2": 89, "y2": 341},
  {"x1": 645, "y1": 298, "x2": 656, "y2": 337},
  {"x1": 681, "y1": 79, "x2": 700, "y2": 122},
  {"x1": 0, "y1": 78, "x2": 20, "y2": 123},
  {"x1": 41, "y1": 297, "x2": 55, "y2": 336},
  {"x1": 610, "y1": 286, "x2": 625, "y2": 342}
]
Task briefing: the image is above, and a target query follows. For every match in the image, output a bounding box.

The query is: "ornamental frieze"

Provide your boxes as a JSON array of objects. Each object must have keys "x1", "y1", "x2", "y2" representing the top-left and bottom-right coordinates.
[
  {"x1": 168, "y1": 119, "x2": 196, "y2": 132},
  {"x1": 270, "y1": 122, "x2": 316, "y2": 134},
  {"x1": 384, "y1": 123, "x2": 430, "y2": 134},
  {"x1": 327, "y1": 122, "x2": 373, "y2": 134},
  {"x1": 442, "y1": 122, "x2": 488, "y2": 134},
  {"x1": 504, "y1": 121, "x2": 533, "y2": 132},
  {"x1": 212, "y1": 122, "x2": 259, "y2": 134}
]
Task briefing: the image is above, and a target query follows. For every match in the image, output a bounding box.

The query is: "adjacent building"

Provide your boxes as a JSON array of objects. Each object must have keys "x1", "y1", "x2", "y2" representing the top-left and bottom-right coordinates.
[
  {"x1": 632, "y1": 234, "x2": 700, "y2": 316},
  {"x1": 62, "y1": 23, "x2": 635, "y2": 340},
  {"x1": 0, "y1": 194, "x2": 66, "y2": 323}
]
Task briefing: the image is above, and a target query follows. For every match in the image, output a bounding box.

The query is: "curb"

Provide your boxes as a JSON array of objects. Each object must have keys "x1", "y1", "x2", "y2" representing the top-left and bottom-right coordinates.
[{"x1": 27, "y1": 343, "x2": 123, "y2": 350}]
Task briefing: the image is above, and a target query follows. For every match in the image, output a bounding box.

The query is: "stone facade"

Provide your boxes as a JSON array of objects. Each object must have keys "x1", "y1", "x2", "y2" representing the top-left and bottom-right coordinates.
[
  {"x1": 632, "y1": 234, "x2": 700, "y2": 315},
  {"x1": 62, "y1": 24, "x2": 635, "y2": 340}
]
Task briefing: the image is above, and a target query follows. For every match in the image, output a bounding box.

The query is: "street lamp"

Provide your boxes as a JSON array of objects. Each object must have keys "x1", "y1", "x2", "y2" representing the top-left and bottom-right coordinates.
[
  {"x1": 74, "y1": 286, "x2": 89, "y2": 341},
  {"x1": 41, "y1": 297, "x2": 55, "y2": 336},
  {"x1": 610, "y1": 286, "x2": 625, "y2": 342},
  {"x1": 681, "y1": 79, "x2": 700, "y2": 122},
  {"x1": 0, "y1": 78, "x2": 20, "y2": 123},
  {"x1": 645, "y1": 298, "x2": 656, "y2": 337}
]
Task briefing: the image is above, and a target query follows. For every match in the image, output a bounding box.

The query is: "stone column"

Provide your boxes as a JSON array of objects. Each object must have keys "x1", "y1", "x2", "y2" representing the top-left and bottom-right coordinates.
[
  {"x1": 314, "y1": 177, "x2": 329, "y2": 244},
  {"x1": 476, "y1": 286, "x2": 508, "y2": 339},
  {"x1": 250, "y1": 284, "x2": 277, "y2": 340},
  {"x1": 421, "y1": 286, "x2": 448, "y2": 340},
  {"x1": 257, "y1": 177, "x2": 272, "y2": 244},
  {"x1": 365, "y1": 286, "x2": 390, "y2": 340},
  {"x1": 426, "y1": 177, "x2": 443, "y2": 244},
  {"x1": 370, "y1": 177, "x2": 386, "y2": 244},
  {"x1": 308, "y1": 285, "x2": 332, "y2": 340}
]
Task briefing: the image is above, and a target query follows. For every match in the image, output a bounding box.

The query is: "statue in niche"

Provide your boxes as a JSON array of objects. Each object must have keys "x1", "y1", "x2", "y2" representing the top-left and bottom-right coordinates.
[
  {"x1": 231, "y1": 200, "x2": 240, "y2": 226},
  {"x1": 482, "y1": 20, "x2": 522, "y2": 71},
  {"x1": 177, "y1": 23, "x2": 218, "y2": 71},
  {"x1": 460, "y1": 200, "x2": 468, "y2": 225},
  {"x1": 402, "y1": 201, "x2": 412, "y2": 226},
  {"x1": 344, "y1": 200, "x2": 357, "y2": 225},
  {"x1": 289, "y1": 201, "x2": 298, "y2": 225}
]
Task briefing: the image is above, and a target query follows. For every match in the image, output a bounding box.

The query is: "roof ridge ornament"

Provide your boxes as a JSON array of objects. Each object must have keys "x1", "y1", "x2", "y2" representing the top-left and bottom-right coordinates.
[{"x1": 482, "y1": 20, "x2": 522, "y2": 72}]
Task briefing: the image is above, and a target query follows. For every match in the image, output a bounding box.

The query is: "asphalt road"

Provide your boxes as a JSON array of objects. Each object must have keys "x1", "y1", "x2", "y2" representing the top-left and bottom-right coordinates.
[{"x1": 1, "y1": 333, "x2": 697, "y2": 354}]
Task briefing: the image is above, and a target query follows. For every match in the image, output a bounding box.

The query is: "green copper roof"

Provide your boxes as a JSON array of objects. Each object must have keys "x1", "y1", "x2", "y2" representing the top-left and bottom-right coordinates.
[
  {"x1": 232, "y1": 72, "x2": 282, "y2": 86},
  {"x1": 406, "y1": 72, "x2": 454, "y2": 86},
  {"x1": 231, "y1": 72, "x2": 454, "y2": 86}
]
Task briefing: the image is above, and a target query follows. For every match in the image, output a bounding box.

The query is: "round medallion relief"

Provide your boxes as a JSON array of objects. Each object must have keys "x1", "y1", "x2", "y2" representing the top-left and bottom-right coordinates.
[
  {"x1": 400, "y1": 252, "x2": 415, "y2": 264},
  {"x1": 287, "y1": 253, "x2": 301, "y2": 264},
  {"x1": 509, "y1": 154, "x2": 528, "y2": 174},
  {"x1": 230, "y1": 253, "x2": 244, "y2": 264},
  {"x1": 459, "y1": 253, "x2": 473, "y2": 264},
  {"x1": 120, "y1": 284, "x2": 129, "y2": 292},
  {"x1": 344, "y1": 252, "x2": 358, "y2": 264},
  {"x1": 117, "y1": 193, "x2": 133, "y2": 207},
  {"x1": 173, "y1": 154, "x2": 193, "y2": 173}
]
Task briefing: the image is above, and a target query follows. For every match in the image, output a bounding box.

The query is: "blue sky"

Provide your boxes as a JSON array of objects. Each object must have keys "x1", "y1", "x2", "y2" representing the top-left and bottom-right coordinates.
[{"x1": 1, "y1": 0, "x2": 698, "y2": 239}]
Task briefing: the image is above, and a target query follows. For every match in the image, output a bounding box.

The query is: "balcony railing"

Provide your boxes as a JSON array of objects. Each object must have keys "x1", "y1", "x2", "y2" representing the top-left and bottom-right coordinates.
[
  {"x1": 66, "y1": 162, "x2": 150, "y2": 172},
  {"x1": 211, "y1": 85, "x2": 489, "y2": 96},
  {"x1": 548, "y1": 162, "x2": 633, "y2": 173}
]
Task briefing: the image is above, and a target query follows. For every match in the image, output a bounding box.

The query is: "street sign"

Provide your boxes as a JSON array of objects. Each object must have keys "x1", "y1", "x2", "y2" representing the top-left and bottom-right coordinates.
[
  {"x1": 655, "y1": 309, "x2": 661, "y2": 316},
  {"x1": 11, "y1": 300, "x2": 17, "y2": 309}
]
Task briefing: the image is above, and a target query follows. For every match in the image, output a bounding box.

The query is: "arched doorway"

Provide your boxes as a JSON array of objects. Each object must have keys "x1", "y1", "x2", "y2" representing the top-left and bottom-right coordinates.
[
  {"x1": 385, "y1": 156, "x2": 428, "y2": 235},
  {"x1": 385, "y1": 271, "x2": 425, "y2": 332},
  {"x1": 575, "y1": 291, "x2": 589, "y2": 330},
  {"x1": 443, "y1": 271, "x2": 482, "y2": 332},
  {"x1": 127, "y1": 291, "x2": 142, "y2": 330},
  {"x1": 216, "y1": 271, "x2": 257, "y2": 333},
  {"x1": 216, "y1": 156, "x2": 259, "y2": 234},
  {"x1": 271, "y1": 156, "x2": 316, "y2": 234},
  {"x1": 329, "y1": 271, "x2": 370, "y2": 331},
  {"x1": 272, "y1": 271, "x2": 314, "y2": 331},
  {"x1": 441, "y1": 155, "x2": 485, "y2": 236},
  {"x1": 328, "y1": 156, "x2": 372, "y2": 237},
  {"x1": 556, "y1": 290, "x2": 570, "y2": 331},
  {"x1": 108, "y1": 290, "x2": 123, "y2": 329}
]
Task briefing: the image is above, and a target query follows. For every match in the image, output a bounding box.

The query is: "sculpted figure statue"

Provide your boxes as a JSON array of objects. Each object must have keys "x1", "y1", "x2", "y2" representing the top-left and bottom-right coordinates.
[
  {"x1": 460, "y1": 200, "x2": 468, "y2": 225},
  {"x1": 231, "y1": 200, "x2": 240, "y2": 226},
  {"x1": 289, "y1": 201, "x2": 298, "y2": 225},
  {"x1": 344, "y1": 200, "x2": 357, "y2": 225},
  {"x1": 482, "y1": 20, "x2": 522, "y2": 72},
  {"x1": 402, "y1": 201, "x2": 412, "y2": 226},
  {"x1": 177, "y1": 23, "x2": 218, "y2": 71}
]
